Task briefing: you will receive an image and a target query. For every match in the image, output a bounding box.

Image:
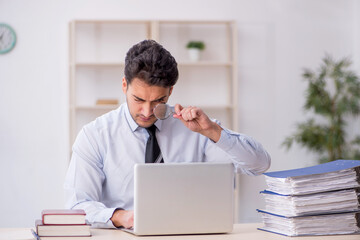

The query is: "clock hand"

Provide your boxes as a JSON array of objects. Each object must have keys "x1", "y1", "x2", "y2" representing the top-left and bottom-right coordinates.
[{"x1": 0, "y1": 33, "x2": 3, "y2": 41}]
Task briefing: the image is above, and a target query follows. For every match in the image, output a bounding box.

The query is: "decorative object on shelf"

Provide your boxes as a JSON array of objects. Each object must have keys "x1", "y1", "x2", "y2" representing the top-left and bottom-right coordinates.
[
  {"x1": 282, "y1": 55, "x2": 360, "y2": 163},
  {"x1": 0, "y1": 23, "x2": 16, "y2": 54},
  {"x1": 186, "y1": 41, "x2": 205, "y2": 62},
  {"x1": 96, "y1": 99, "x2": 119, "y2": 105}
]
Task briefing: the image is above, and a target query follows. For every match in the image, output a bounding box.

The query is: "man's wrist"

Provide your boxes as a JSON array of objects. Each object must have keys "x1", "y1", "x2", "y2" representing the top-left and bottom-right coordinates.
[
  {"x1": 203, "y1": 122, "x2": 222, "y2": 142},
  {"x1": 110, "y1": 208, "x2": 124, "y2": 228},
  {"x1": 110, "y1": 208, "x2": 134, "y2": 229}
]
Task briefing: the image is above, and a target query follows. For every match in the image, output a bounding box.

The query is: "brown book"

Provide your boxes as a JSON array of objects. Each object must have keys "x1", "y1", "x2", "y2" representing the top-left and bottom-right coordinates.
[
  {"x1": 96, "y1": 99, "x2": 119, "y2": 105},
  {"x1": 42, "y1": 209, "x2": 86, "y2": 225},
  {"x1": 35, "y1": 219, "x2": 91, "y2": 237}
]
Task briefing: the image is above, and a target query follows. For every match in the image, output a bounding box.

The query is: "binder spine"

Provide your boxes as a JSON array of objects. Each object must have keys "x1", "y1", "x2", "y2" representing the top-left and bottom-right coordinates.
[{"x1": 355, "y1": 167, "x2": 360, "y2": 184}]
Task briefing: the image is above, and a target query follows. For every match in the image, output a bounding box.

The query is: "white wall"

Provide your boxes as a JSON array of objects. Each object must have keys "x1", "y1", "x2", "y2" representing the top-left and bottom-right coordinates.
[
  {"x1": 236, "y1": 1, "x2": 356, "y2": 222},
  {"x1": 0, "y1": 0, "x2": 357, "y2": 227}
]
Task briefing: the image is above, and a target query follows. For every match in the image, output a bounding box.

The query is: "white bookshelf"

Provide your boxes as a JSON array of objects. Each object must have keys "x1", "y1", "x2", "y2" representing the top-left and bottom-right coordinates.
[
  {"x1": 69, "y1": 19, "x2": 239, "y2": 222},
  {"x1": 69, "y1": 20, "x2": 238, "y2": 146}
]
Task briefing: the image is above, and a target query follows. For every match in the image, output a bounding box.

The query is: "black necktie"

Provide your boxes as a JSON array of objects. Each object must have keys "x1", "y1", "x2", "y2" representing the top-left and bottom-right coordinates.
[{"x1": 145, "y1": 125, "x2": 163, "y2": 163}]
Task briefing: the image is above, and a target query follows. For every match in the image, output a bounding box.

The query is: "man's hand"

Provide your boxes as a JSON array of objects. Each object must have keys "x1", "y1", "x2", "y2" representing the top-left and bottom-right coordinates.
[
  {"x1": 110, "y1": 209, "x2": 134, "y2": 229},
  {"x1": 173, "y1": 104, "x2": 222, "y2": 142}
]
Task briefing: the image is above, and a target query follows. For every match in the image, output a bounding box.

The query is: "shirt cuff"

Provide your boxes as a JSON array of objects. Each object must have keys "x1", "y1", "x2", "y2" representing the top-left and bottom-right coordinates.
[
  {"x1": 214, "y1": 129, "x2": 234, "y2": 152},
  {"x1": 91, "y1": 207, "x2": 119, "y2": 228}
]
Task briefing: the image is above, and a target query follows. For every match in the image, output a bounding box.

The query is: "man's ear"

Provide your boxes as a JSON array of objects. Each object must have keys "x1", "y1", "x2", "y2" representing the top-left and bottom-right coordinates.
[{"x1": 122, "y1": 77, "x2": 128, "y2": 94}]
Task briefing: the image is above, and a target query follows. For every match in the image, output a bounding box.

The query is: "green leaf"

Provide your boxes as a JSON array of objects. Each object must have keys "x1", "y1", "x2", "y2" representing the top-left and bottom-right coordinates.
[{"x1": 186, "y1": 41, "x2": 205, "y2": 50}]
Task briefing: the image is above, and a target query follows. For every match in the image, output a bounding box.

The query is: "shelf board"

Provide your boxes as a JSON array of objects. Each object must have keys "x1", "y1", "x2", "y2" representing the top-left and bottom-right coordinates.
[
  {"x1": 178, "y1": 61, "x2": 233, "y2": 67},
  {"x1": 202, "y1": 105, "x2": 234, "y2": 109},
  {"x1": 73, "y1": 62, "x2": 125, "y2": 67},
  {"x1": 73, "y1": 61, "x2": 232, "y2": 67},
  {"x1": 72, "y1": 20, "x2": 235, "y2": 25},
  {"x1": 169, "y1": 104, "x2": 234, "y2": 110},
  {"x1": 73, "y1": 20, "x2": 151, "y2": 24},
  {"x1": 74, "y1": 104, "x2": 232, "y2": 111},
  {"x1": 75, "y1": 105, "x2": 120, "y2": 110}
]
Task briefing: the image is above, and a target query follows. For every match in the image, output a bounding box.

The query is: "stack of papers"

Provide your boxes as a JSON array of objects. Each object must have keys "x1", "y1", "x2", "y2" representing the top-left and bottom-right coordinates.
[
  {"x1": 264, "y1": 160, "x2": 360, "y2": 195},
  {"x1": 258, "y1": 159, "x2": 360, "y2": 236},
  {"x1": 261, "y1": 189, "x2": 360, "y2": 217},
  {"x1": 258, "y1": 211, "x2": 360, "y2": 236}
]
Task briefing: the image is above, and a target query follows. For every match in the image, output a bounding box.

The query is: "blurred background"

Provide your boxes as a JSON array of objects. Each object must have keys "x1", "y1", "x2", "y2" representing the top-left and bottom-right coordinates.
[{"x1": 1, "y1": 0, "x2": 359, "y2": 227}]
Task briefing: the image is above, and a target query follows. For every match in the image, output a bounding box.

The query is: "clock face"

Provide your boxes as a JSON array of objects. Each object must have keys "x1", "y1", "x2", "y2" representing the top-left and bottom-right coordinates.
[{"x1": 0, "y1": 23, "x2": 16, "y2": 54}]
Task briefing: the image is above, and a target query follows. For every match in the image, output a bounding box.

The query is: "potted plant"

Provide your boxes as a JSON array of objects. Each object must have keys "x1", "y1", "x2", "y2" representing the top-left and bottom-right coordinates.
[
  {"x1": 186, "y1": 41, "x2": 205, "y2": 62},
  {"x1": 282, "y1": 55, "x2": 360, "y2": 163}
]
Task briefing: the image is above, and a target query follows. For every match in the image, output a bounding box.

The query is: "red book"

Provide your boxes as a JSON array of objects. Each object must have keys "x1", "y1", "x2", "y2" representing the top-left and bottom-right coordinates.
[
  {"x1": 41, "y1": 209, "x2": 86, "y2": 225},
  {"x1": 35, "y1": 219, "x2": 91, "y2": 237}
]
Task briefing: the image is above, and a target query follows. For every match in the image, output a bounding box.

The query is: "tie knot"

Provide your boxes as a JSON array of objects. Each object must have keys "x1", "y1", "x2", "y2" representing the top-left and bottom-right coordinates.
[{"x1": 146, "y1": 125, "x2": 157, "y2": 137}]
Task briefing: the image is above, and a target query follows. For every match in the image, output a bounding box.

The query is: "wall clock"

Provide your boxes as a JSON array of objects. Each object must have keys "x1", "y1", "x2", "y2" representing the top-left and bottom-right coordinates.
[{"x1": 0, "y1": 23, "x2": 17, "y2": 54}]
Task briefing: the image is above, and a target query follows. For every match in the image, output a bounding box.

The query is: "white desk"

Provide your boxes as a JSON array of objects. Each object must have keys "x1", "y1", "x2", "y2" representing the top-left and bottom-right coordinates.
[{"x1": 1, "y1": 223, "x2": 359, "y2": 240}]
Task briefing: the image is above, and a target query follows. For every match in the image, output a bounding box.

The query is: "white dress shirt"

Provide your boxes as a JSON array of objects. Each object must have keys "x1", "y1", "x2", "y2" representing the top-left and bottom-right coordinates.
[{"x1": 64, "y1": 103, "x2": 270, "y2": 228}]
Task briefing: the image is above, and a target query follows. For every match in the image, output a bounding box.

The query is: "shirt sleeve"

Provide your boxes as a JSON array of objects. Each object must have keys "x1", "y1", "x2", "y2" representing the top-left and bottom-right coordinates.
[
  {"x1": 210, "y1": 127, "x2": 271, "y2": 176},
  {"x1": 64, "y1": 127, "x2": 117, "y2": 229}
]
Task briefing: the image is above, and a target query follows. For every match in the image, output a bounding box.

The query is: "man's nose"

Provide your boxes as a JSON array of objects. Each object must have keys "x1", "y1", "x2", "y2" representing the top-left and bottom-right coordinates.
[{"x1": 142, "y1": 103, "x2": 153, "y2": 117}]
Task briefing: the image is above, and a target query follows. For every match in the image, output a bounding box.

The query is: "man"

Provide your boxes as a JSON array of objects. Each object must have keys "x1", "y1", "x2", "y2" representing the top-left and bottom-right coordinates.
[{"x1": 64, "y1": 39, "x2": 271, "y2": 229}]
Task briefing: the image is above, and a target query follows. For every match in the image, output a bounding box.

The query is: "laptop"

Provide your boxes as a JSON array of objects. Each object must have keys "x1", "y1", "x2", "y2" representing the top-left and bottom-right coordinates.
[{"x1": 123, "y1": 162, "x2": 234, "y2": 235}]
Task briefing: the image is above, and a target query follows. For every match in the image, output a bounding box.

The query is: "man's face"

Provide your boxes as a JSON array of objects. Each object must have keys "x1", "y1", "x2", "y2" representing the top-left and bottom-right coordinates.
[{"x1": 123, "y1": 77, "x2": 173, "y2": 128}]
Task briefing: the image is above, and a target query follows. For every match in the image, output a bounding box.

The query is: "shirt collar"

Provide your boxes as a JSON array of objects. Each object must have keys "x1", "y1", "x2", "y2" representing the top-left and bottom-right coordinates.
[
  {"x1": 154, "y1": 117, "x2": 163, "y2": 131},
  {"x1": 124, "y1": 103, "x2": 164, "y2": 132},
  {"x1": 124, "y1": 103, "x2": 140, "y2": 132}
]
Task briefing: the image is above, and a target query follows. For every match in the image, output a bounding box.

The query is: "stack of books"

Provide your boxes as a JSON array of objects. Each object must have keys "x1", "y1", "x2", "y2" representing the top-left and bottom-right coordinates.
[
  {"x1": 35, "y1": 209, "x2": 91, "y2": 238},
  {"x1": 257, "y1": 159, "x2": 360, "y2": 236}
]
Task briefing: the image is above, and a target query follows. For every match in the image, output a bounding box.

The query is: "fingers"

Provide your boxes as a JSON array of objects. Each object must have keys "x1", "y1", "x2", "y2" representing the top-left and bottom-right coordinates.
[
  {"x1": 173, "y1": 103, "x2": 183, "y2": 119},
  {"x1": 173, "y1": 104, "x2": 204, "y2": 121},
  {"x1": 127, "y1": 211, "x2": 134, "y2": 229},
  {"x1": 174, "y1": 104, "x2": 183, "y2": 115},
  {"x1": 180, "y1": 106, "x2": 201, "y2": 121},
  {"x1": 111, "y1": 209, "x2": 134, "y2": 229}
]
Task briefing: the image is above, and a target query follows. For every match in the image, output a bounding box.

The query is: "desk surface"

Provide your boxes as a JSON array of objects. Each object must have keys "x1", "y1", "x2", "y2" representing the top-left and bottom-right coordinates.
[{"x1": 1, "y1": 223, "x2": 359, "y2": 240}]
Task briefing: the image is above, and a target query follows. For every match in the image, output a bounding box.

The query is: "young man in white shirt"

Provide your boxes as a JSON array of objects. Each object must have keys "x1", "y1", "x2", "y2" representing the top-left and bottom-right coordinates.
[{"x1": 64, "y1": 39, "x2": 271, "y2": 229}]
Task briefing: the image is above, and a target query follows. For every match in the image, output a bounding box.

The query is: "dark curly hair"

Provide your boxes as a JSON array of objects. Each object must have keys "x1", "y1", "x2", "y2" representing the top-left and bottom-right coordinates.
[{"x1": 124, "y1": 40, "x2": 179, "y2": 88}]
